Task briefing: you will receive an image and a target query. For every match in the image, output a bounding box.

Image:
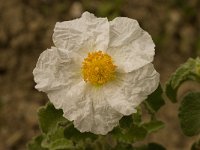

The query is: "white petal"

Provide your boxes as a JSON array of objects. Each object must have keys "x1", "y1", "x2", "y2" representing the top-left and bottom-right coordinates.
[
  {"x1": 33, "y1": 47, "x2": 81, "y2": 92},
  {"x1": 104, "y1": 63, "x2": 160, "y2": 115},
  {"x1": 107, "y1": 17, "x2": 155, "y2": 72},
  {"x1": 61, "y1": 83, "x2": 122, "y2": 135},
  {"x1": 53, "y1": 12, "x2": 109, "y2": 54},
  {"x1": 109, "y1": 17, "x2": 142, "y2": 47},
  {"x1": 47, "y1": 81, "x2": 85, "y2": 111}
]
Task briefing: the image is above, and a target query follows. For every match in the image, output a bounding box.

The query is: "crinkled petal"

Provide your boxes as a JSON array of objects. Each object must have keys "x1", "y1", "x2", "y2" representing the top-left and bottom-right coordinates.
[
  {"x1": 104, "y1": 63, "x2": 159, "y2": 115},
  {"x1": 46, "y1": 81, "x2": 85, "y2": 111},
  {"x1": 60, "y1": 83, "x2": 122, "y2": 135},
  {"x1": 33, "y1": 47, "x2": 81, "y2": 92},
  {"x1": 53, "y1": 12, "x2": 109, "y2": 55},
  {"x1": 107, "y1": 17, "x2": 155, "y2": 72}
]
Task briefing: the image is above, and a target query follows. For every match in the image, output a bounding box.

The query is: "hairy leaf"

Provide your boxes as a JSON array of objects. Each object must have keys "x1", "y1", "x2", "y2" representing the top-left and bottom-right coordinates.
[
  {"x1": 38, "y1": 103, "x2": 67, "y2": 134},
  {"x1": 112, "y1": 125, "x2": 147, "y2": 143},
  {"x1": 143, "y1": 120, "x2": 165, "y2": 134},
  {"x1": 119, "y1": 115, "x2": 133, "y2": 128},
  {"x1": 166, "y1": 57, "x2": 200, "y2": 102},
  {"x1": 179, "y1": 92, "x2": 200, "y2": 136},
  {"x1": 49, "y1": 138, "x2": 74, "y2": 150},
  {"x1": 64, "y1": 123, "x2": 98, "y2": 142},
  {"x1": 145, "y1": 84, "x2": 165, "y2": 112},
  {"x1": 41, "y1": 121, "x2": 75, "y2": 149},
  {"x1": 132, "y1": 108, "x2": 142, "y2": 125},
  {"x1": 115, "y1": 142, "x2": 133, "y2": 150},
  {"x1": 27, "y1": 135, "x2": 47, "y2": 150}
]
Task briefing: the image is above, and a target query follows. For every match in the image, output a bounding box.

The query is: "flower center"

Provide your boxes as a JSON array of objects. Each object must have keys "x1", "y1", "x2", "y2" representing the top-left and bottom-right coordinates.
[{"x1": 82, "y1": 51, "x2": 116, "y2": 85}]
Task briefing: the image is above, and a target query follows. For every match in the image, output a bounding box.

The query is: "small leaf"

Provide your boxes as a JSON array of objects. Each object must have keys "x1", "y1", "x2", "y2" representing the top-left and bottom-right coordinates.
[
  {"x1": 38, "y1": 102, "x2": 67, "y2": 134},
  {"x1": 179, "y1": 92, "x2": 200, "y2": 136},
  {"x1": 27, "y1": 135, "x2": 47, "y2": 150},
  {"x1": 64, "y1": 123, "x2": 97, "y2": 141},
  {"x1": 143, "y1": 120, "x2": 165, "y2": 134},
  {"x1": 47, "y1": 125, "x2": 66, "y2": 142},
  {"x1": 128, "y1": 125, "x2": 148, "y2": 141},
  {"x1": 49, "y1": 138, "x2": 74, "y2": 150},
  {"x1": 115, "y1": 142, "x2": 133, "y2": 150},
  {"x1": 119, "y1": 115, "x2": 133, "y2": 128},
  {"x1": 41, "y1": 121, "x2": 75, "y2": 149},
  {"x1": 112, "y1": 125, "x2": 147, "y2": 143},
  {"x1": 145, "y1": 84, "x2": 165, "y2": 112},
  {"x1": 132, "y1": 108, "x2": 142, "y2": 125},
  {"x1": 166, "y1": 57, "x2": 200, "y2": 102}
]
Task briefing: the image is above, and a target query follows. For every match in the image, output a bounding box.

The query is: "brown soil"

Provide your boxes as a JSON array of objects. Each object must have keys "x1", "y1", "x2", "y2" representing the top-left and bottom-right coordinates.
[{"x1": 0, "y1": 0, "x2": 200, "y2": 150}]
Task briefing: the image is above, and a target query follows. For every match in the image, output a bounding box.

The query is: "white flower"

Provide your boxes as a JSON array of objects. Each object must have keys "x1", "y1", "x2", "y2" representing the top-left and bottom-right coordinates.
[{"x1": 33, "y1": 12, "x2": 160, "y2": 135}]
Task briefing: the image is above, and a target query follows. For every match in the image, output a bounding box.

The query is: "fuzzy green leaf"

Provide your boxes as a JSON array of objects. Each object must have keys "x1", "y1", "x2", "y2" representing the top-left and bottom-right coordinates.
[
  {"x1": 115, "y1": 143, "x2": 133, "y2": 150},
  {"x1": 146, "y1": 84, "x2": 165, "y2": 112},
  {"x1": 64, "y1": 123, "x2": 97, "y2": 141},
  {"x1": 128, "y1": 125, "x2": 148, "y2": 141},
  {"x1": 143, "y1": 120, "x2": 165, "y2": 134},
  {"x1": 38, "y1": 103, "x2": 67, "y2": 134},
  {"x1": 132, "y1": 108, "x2": 142, "y2": 125},
  {"x1": 41, "y1": 121, "x2": 75, "y2": 149},
  {"x1": 119, "y1": 115, "x2": 133, "y2": 128},
  {"x1": 179, "y1": 92, "x2": 200, "y2": 136},
  {"x1": 27, "y1": 135, "x2": 47, "y2": 150},
  {"x1": 166, "y1": 57, "x2": 200, "y2": 102},
  {"x1": 49, "y1": 138, "x2": 74, "y2": 150},
  {"x1": 112, "y1": 125, "x2": 147, "y2": 143}
]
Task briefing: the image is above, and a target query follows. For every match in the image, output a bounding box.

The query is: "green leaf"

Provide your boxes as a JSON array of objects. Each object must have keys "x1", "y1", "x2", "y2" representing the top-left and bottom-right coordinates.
[
  {"x1": 119, "y1": 115, "x2": 133, "y2": 128},
  {"x1": 132, "y1": 108, "x2": 142, "y2": 125},
  {"x1": 119, "y1": 108, "x2": 142, "y2": 128},
  {"x1": 47, "y1": 125, "x2": 66, "y2": 143},
  {"x1": 37, "y1": 103, "x2": 75, "y2": 149},
  {"x1": 49, "y1": 138, "x2": 74, "y2": 150},
  {"x1": 179, "y1": 92, "x2": 200, "y2": 136},
  {"x1": 41, "y1": 121, "x2": 75, "y2": 150},
  {"x1": 112, "y1": 113, "x2": 164, "y2": 144},
  {"x1": 64, "y1": 123, "x2": 97, "y2": 141},
  {"x1": 128, "y1": 125, "x2": 148, "y2": 141},
  {"x1": 142, "y1": 120, "x2": 165, "y2": 134},
  {"x1": 166, "y1": 57, "x2": 200, "y2": 102},
  {"x1": 145, "y1": 84, "x2": 165, "y2": 112},
  {"x1": 112, "y1": 125, "x2": 147, "y2": 143},
  {"x1": 27, "y1": 135, "x2": 47, "y2": 150},
  {"x1": 38, "y1": 102, "x2": 67, "y2": 134},
  {"x1": 115, "y1": 142, "x2": 133, "y2": 150}
]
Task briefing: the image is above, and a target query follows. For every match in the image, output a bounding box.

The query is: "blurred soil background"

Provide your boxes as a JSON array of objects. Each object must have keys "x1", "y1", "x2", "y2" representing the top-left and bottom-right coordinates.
[{"x1": 0, "y1": 0, "x2": 200, "y2": 149}]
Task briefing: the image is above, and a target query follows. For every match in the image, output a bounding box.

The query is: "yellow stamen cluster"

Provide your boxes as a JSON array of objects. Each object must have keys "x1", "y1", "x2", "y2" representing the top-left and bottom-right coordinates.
[{"x1": 82, "y1": 51, "x2": 116, "y2": 85}]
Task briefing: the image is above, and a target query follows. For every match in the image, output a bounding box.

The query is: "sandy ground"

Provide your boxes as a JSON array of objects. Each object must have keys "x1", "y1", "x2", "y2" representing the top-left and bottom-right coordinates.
[{"x1": 0, "y1": 0, "x2": 200, "y2": 149}]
